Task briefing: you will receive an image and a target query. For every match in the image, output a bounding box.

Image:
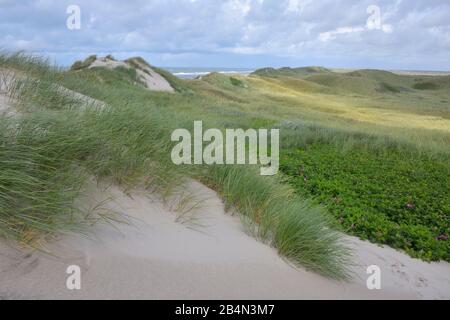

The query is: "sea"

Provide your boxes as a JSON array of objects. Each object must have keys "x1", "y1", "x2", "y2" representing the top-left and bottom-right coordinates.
[{"x1": 164, "y1": 67, "x2": 255, "y2": 79}]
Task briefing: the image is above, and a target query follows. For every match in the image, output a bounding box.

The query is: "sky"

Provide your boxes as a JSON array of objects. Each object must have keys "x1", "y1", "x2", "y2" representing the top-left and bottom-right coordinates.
[{"x1": 1, "y1": 0, "x2": 449, "y2": 70}]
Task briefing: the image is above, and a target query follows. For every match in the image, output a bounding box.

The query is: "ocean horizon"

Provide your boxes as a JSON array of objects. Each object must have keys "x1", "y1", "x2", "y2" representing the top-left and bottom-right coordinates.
[{"x1": 164, "y1": 67, "x2": 255, "y2": 79}]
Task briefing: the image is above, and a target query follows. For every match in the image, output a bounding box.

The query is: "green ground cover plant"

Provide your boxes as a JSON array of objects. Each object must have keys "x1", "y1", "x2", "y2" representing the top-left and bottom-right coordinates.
[{"x1": 280, "y1": 144, "x2": 449, "y2": 261}]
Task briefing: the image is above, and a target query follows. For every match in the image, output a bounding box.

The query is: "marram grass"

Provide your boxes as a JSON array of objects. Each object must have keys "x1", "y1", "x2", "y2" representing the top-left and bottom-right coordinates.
[
  {"x1": 3, "y1": 52, "x2": 448, "y2": 277},
  {"x1": 0, "y1": 52, "x2": 353, "y2": 279}
]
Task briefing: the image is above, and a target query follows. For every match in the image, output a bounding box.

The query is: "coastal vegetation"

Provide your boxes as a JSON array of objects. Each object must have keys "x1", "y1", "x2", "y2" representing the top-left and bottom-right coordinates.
[{"x1": 0, "y1": 52, "x2": 448, "y2": 282}]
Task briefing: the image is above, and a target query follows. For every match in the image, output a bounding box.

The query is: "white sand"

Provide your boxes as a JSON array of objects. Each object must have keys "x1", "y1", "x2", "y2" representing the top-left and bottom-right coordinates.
[
  {"x1": 0, "y1": 180, "x2": 448, "y2": 300},
  {"x1": 129, "y1": 57, "x2": 175, "y2": 93},
  {"x1": 88, "y1": 57, "x2": 174, "y2": 93}
]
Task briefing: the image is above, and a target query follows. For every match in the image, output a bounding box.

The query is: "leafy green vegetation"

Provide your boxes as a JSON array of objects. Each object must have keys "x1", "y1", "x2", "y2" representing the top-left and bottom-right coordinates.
[
  {"x1": 230, "y1": 76, "x2": 244, "y2": 87},
  {"x1": 280, "y1": 144, "x2": 449, "y2": 261}
]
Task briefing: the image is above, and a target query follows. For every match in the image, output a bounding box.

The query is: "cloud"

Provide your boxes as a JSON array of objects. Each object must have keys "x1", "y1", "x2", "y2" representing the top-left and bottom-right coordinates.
[
  {"x1": 319, "y1": 27, "x2": 366, "y2": 42},
  {"x1": 0, "y1": 0, "x2": 449, "y2": 70},
  {"x1": 286, "y1": 0, "x2": 313, "y2": 13}
]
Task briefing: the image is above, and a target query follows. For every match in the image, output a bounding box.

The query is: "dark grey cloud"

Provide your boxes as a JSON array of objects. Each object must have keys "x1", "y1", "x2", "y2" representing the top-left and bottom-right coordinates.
[{"x1": 0, "y1": 0, "x2": 449, "y2": 69}]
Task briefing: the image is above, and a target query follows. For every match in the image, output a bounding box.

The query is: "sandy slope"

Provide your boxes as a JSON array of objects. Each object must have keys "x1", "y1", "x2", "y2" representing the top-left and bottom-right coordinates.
[
  {"x1": 0, "y1": 68, "x2": 105, "y2": 114},
  {"x1": 0, "y1": 180, "x2": 448, "y2": 300},
  {"x1": 89, "y1": 56, "x2": 174, "y2": 92}
]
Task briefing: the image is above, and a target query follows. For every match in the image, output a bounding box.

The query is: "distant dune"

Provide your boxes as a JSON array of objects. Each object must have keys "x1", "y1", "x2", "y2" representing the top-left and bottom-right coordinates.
[{"x1": 71, "y1": 55, "x2": 174, "y2": 93}]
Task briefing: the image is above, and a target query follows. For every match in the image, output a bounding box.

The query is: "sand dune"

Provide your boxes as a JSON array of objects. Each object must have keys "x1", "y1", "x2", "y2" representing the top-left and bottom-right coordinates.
[
  {"x1": 0, "y1": 180, "x2": 448, "y2": 300},
  {"x1": 88, "y1": 56, "x2": 174, "y2": 93}
]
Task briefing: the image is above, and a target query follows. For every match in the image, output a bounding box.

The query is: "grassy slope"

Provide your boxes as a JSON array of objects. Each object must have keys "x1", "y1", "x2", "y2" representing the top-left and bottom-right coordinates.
[
  {"x1": 0, "y1": 53, "x2": 351, "y2": 279},
  {"x1": 241, "y1": 68, "x2": 449, "y2": 261}
]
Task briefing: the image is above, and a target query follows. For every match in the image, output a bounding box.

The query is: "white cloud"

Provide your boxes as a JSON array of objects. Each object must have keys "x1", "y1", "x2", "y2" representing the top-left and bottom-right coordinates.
[
  {"x1": 0, "y1": 0, "x2": 449, "y2": 69},
  {"x1": 286, "y1": 0, "x2": 312, "y2": 13},
  {"x1": 382, "y1": 24, "x2": 393, "y2": 33},
  {"x1": 319, "y1": 26, "x2": 365, "y2": 42}
]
